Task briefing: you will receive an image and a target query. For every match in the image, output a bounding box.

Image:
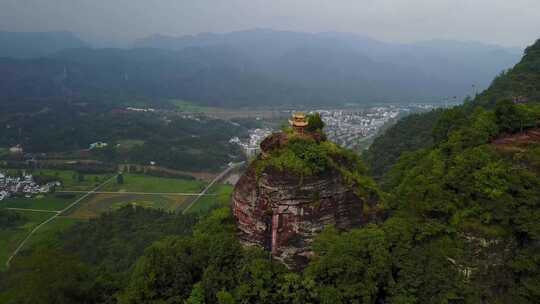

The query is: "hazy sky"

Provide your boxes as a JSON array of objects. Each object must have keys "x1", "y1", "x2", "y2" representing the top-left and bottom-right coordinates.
[{"x1": 1, "y1": 0, "x2": 539, "y2": 47}]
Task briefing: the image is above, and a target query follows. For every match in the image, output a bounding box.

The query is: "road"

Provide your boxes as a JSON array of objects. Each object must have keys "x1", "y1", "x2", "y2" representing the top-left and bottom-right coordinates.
[
  {"x1": 6, "y1": 208, "x2": 60, "y2": 213},
  {"x1": 57, "y1": 191, "x2": 216, "y2": 196},
  {"x1": 5, "y1": 175, "x2": 117, "y2": 268},
  {"x1": 182, "y1": 162, "x2": 243, "y2": 214}
]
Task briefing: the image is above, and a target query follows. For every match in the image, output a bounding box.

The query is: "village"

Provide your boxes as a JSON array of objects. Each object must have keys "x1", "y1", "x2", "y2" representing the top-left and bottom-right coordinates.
[
  {"x1": 229, "y1": 104, "x2": 437, "y2": 156},
  {"x1": 0, "y1": 172, "x2": 59, "y2": 201}
]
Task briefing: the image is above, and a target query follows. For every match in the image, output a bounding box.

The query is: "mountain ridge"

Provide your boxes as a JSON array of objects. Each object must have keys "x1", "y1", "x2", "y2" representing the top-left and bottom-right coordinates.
[{"x1": 0, "y1": 31, "x2": 89, "y2": 59}]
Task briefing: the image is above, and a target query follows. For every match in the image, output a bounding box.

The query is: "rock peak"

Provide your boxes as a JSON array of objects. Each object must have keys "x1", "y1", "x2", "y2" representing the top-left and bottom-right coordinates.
[{"x1": 232, "y1": 132, "x2": 383, "y2": 269}]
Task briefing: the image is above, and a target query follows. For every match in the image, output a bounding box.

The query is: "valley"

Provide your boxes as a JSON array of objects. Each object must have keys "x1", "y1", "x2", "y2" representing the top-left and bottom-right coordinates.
[{"x1": 0, "y1": 5, "x2": 539, "y2": 301}]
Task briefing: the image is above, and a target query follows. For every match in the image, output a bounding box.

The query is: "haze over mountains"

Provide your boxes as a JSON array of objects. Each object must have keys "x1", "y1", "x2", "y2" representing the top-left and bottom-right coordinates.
[
  {"x1": 0, "y1": 31, "x2": 89, "y2": 59},
  {"x1": 0, "y1": 29, "x2": 522, "y2": 107}
]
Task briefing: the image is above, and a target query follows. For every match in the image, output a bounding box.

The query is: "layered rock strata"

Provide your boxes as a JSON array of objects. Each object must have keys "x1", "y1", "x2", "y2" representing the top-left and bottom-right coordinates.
[{"x1": 232, "y1": 133, "x2": 378, "y2": 269}]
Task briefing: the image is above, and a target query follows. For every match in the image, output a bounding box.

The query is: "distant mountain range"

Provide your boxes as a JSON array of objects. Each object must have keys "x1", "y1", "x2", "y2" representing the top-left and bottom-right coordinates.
[
  {"x1": 0, "y1": 29, "x2": 523, "y2": 107},
  {"x1": 0, "y1": 31, "x2": 89, "y2": 59}
]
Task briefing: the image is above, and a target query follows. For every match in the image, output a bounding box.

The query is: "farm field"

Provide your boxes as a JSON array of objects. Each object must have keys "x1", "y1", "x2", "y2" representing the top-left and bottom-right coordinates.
[
  {"x1": 65, "y1": 193, "x2": 190, "y2": 219},
  {"x1": 117, "y1": 139, "x2": 145, "y2": 150},
  {"x1": 188, "y1": 184, "x2": 233, "y2": 214},
  {"x1": 0, "y1": 172, "x2": 224, "y2": 271},
  {"x1": 102, "y1": 173, "x2": 206, "y2": 193},
  {"x1": 170, "y1": 99, "x2": 222, "y2": 113},
  {"x1": 0, "y1": 210, "x2": 53, "y2": 270},
  {"x1": 0, "y1": 193, "x2": 81, "y2": 211}
]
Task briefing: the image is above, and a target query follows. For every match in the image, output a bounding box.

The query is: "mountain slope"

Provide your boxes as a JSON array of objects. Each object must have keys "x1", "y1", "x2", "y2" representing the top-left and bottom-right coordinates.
[
  {"x1": 134, "y1": 29, "x2": 521, "y2": 100},
  {"x1": 365, "y1": 38, "x2": 540, "y2": 181},
  {"x1": 0, "y1": 45, "x2": 467, "y2": 107},
  {"x1": 365, "y1": 37, "x2": 540, "y2": 302},
  {"x1": 0, "y1": 29, "x2": 521, "y2": 108},
  {"x1": 474, "y1": 39, "x2": 540, "y2": 107}
]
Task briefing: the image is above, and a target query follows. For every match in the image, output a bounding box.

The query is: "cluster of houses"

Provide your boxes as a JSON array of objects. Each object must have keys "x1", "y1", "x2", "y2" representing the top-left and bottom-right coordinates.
[
  {"x1": 0, "y1": 172, "x2": 59, "y2": 201},
  {"x1": 230, "y1": 128, "x2": 273, "y2": 158},
  {"x1": 317, "y1": 107, "x2": 401, "y2": 149}
]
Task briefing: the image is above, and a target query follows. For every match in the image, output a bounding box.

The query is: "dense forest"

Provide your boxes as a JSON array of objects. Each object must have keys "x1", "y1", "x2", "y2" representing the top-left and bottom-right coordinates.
[
  {"x1": 1, "y1": 38, "x2": 539, "y2": 303},
  {"x1": 363, "y1": 109, "x2": 443, "y2": 183}
]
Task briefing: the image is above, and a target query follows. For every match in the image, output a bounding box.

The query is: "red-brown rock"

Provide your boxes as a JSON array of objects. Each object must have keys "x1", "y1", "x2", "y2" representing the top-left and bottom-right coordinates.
[{"x1": 232, "y1": 133, "x2": 380, "y2": 269}]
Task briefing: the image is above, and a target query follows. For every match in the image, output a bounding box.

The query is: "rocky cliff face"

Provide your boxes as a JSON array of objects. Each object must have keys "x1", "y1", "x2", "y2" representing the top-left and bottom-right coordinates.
[{"x1": 232, "y1": 132, "x2": 381, "y2": 269}]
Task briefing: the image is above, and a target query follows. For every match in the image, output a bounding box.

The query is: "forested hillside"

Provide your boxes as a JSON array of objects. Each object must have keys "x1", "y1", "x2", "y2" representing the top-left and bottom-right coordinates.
[
  {"x1": 0, "y1": 29, "x2": 521, "y2": 108},
  {"x1": 366, "y1": 39, "x2": 540, "y2": 182},
  {"x1": 363, "y1": 110, "x2": 443, "y2": 182},
  {"x1": 0, "y1": 47, "x2": 451, "y2": 107},
  {"x1": 474, "y1": 39, "x2": 540, "y2": 107}
]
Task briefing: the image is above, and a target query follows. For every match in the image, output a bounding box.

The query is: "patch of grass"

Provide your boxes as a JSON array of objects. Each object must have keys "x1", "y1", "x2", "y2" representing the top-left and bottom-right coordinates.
[
  {"x1": 25, "y1": 217, "x2": 82, "y2": 249},
  {"x1": 0, "y1": 210, "x2": 53, "y2": 271},
  {"x1": 117, "y1": 139, "x2": 145, "y2": 150},
  {"x1": 103, "y1": 174, "x2": 206, "y2": 193},
  {"x1": 0, "y1": 147, "x2": 8, "y2": 158},
  {"x1": 65, "y1": 193, "x2": 189, "y2": 220},
  {"x1": 170, "y1": 99, "x2": 218, "y2": 113},
  {"x1": 0, "y1": 194, "x2": 81, "y2": 211},
  {"x1": 188, "y1": 184, "x2": 233, "y2": 215}
]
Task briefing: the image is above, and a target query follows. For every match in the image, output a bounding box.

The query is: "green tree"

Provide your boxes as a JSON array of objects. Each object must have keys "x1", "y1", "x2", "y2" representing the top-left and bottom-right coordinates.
[
  {"x1": 2, "y1": 248, "x2": 96, "y2": 304},
  {"x1": 231, "y1": 250, "x2": 286, "y2": 304},
  {"x1": 493, "y1": 100, "x2": 540, "y2": 133},
  {"x1": 120, "y1": 237, "x2": 203, "y2": 304},
  {"x1": 307, "y1": 113, "x2": 325, "y2": 132},
  {"x1": 216, "y1": 291, "x2": 235, "y2": 304},
  {"x1": 186, "y1": 283, "x2": 206, "y2": 304},
  {"x1": 277, "y1": 273, "x2": 317, "y2": 304},
  {"x1": 117, "y1": 173, "x2": 124, "y2": 185},
  {"x1": 305, "y1": 226, "x2": 392, "y2": 304}
]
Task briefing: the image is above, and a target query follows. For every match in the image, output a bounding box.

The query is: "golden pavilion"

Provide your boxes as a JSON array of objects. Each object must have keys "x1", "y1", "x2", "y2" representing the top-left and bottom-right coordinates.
[{"x1": 289, "y1": 112, "x2": 308, "y2": 133}]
